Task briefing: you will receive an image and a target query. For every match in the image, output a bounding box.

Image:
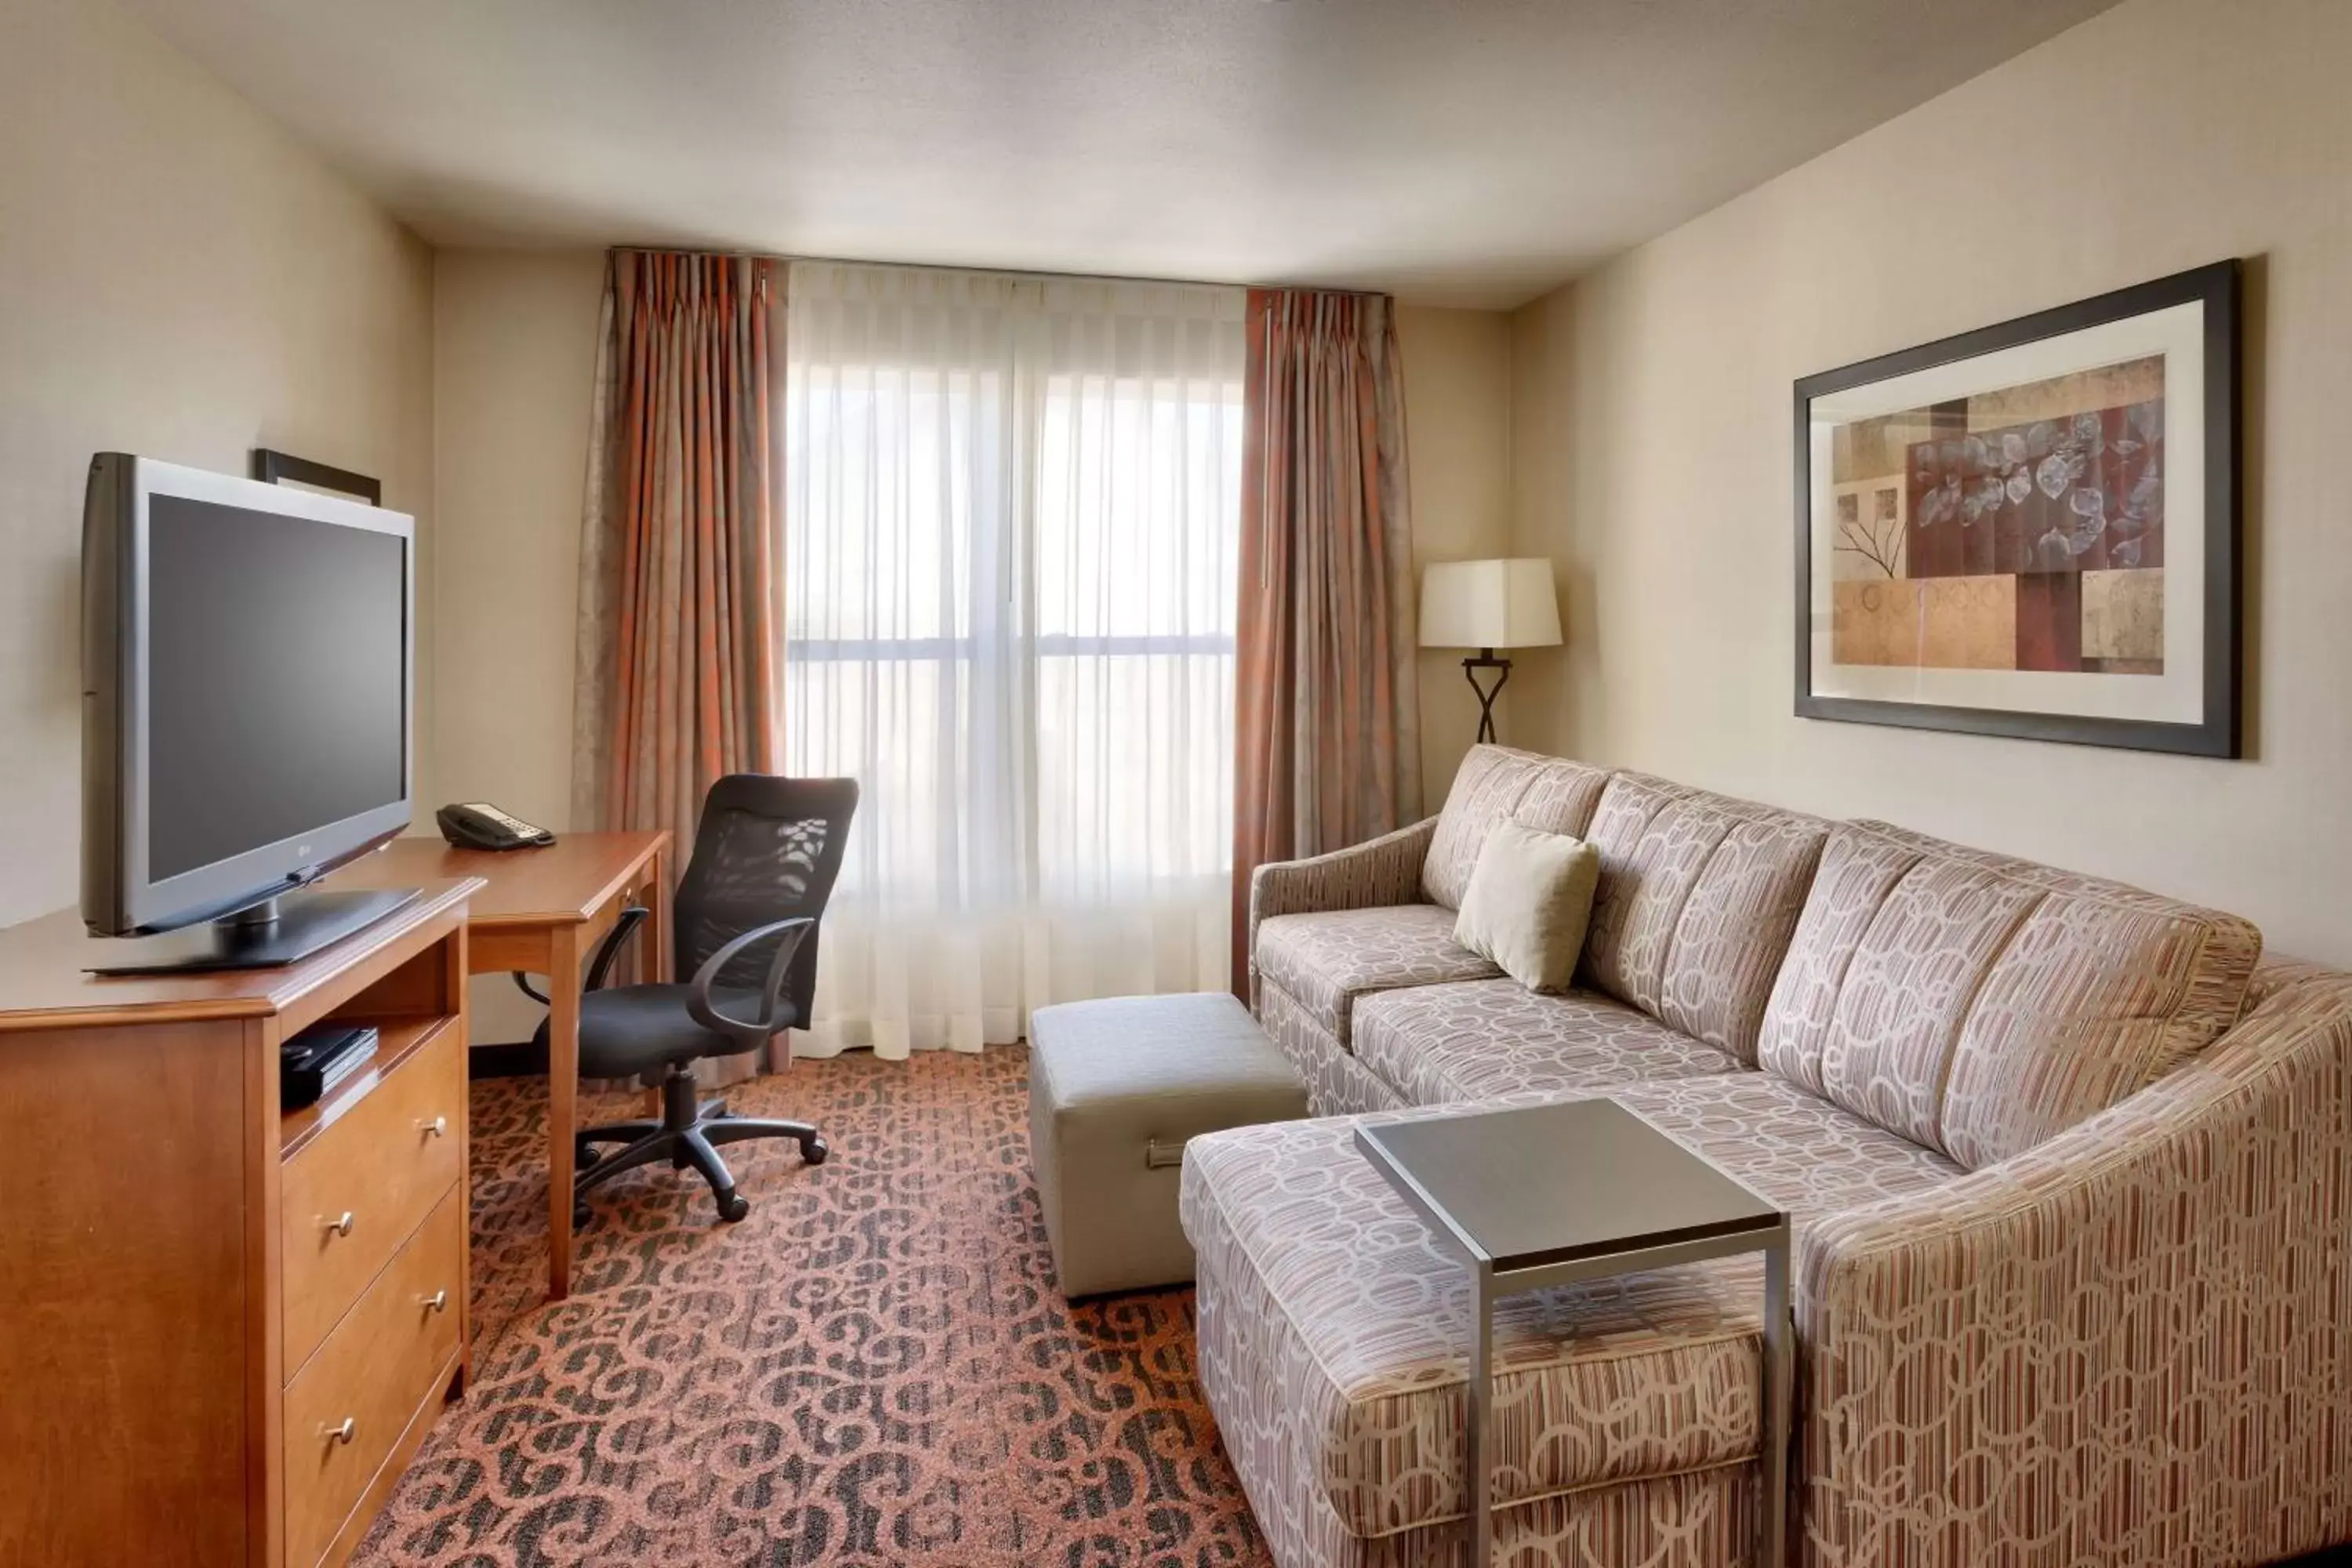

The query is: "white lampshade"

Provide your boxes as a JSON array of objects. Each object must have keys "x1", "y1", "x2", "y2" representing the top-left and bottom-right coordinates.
[{"x1": 1418, "y1": 558, "x2": 1563, "y2": 651}]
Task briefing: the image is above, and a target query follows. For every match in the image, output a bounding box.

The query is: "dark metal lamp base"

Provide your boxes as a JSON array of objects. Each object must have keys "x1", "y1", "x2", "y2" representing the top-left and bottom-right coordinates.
[{"x1": 1461, "y1": 648, "x2": 1513, "y2": 745}]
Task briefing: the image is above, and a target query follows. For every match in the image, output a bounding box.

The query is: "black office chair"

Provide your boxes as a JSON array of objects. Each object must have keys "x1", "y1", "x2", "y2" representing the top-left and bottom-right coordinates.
[{"x1": 520, "y1": 775, "x2": 858, "y2": 1224}]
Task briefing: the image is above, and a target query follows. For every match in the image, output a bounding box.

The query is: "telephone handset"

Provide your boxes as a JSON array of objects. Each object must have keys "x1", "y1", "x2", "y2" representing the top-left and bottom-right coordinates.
[{"x1": 435, "y1": 802, "x2": 557, "y2": 851}]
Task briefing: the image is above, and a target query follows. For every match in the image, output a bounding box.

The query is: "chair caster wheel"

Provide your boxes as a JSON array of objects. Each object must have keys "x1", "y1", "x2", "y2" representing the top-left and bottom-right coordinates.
[
  {"x1": 716, "y1": 1191, "x2": 750, "y2": 1223},
  {"x1": 801, "y1": 1135, "x2": 828, "y2": 1167},
  {"x1": 573, "y1": 1203, "x2": 592, "y2": 1229},
  {"x1": 575, "y1": 1145, "x2": 601, "y2": 1171}
]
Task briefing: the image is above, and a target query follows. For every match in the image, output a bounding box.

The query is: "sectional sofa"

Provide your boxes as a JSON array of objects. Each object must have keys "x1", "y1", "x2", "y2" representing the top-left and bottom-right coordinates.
[{"x1": 1180, "y1": 745, "x2": 2352, "y2": 1568}]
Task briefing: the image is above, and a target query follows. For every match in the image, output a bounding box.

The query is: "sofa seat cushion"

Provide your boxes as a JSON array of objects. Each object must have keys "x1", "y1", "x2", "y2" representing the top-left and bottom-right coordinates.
[
  {"x1": 1255, "y1": 904, "x2": 1501, "y2": 1046},
  {"x1": 1759, "y1": 822, "x2": 2262, "y2": 1168},
  {"x1": 1352, "y1": 980, "x2": 1741, "y2": 1108},
  {"x1": 1178, "y1": 1074, "x2": 1962, "y2": 1541}
]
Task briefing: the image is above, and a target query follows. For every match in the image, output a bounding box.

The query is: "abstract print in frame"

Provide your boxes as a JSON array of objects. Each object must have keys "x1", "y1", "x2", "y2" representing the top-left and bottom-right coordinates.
[{"x1": 1795, "y1": 260, "x2": 2240, "y2": 756}]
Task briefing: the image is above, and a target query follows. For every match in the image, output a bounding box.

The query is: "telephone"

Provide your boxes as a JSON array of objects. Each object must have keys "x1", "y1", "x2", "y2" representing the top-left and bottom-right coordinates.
[{"x1": 435, "y1": 802, "x2": 557, "y2": 851}]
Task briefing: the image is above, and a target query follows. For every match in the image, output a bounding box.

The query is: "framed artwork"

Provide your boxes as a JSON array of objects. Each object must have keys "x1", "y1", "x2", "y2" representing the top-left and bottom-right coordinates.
[
  {"x1": 251, "y1": 448, "x2": 382, "y2": 506},
  {"x1": 1794, "y1": 260, "x2": 2240, "y2": 757}
]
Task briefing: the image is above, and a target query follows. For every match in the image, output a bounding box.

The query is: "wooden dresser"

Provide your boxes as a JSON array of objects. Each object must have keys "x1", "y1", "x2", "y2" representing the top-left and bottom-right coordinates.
[{"x1": 0, "y1": 880, "x2": 481, "y2": 1568}]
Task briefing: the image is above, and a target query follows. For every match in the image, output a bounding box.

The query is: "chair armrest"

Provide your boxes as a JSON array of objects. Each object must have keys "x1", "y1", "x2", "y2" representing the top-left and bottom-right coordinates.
[
  {"x1": 583, "y1": 906, "x2": 649, "y2": 989},
  {"x1": 685, "y1": 916, "x2": 814, "y2": 1052},
  {"x1": 510, "y1": 905, "x2": 648, "y2": 1007},
  {"x1": 1794, "y1": 974, "x2": 2352, "y2": 1565},
  {"x1": 1247, "y1": 817, "x2": 1438, "y2": 989}
]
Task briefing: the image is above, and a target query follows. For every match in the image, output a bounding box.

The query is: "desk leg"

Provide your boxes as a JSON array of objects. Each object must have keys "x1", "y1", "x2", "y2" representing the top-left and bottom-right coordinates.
[
  {"x1": 642, "y1": 841, "x2": 671, "y2": 1119},
  {"x1": 648, "y1": 840, "x2": 672, "y2": 983},
  {"x1": 546, "y1": 924, "x2": 580, "y2": 1301},
  {"x1": 1760, "y1": 1238, "x2": 1791, "y2": 1568},
  {"x1": 1469, "y1": 1260, "x2": 1493, "y2": 1568}
]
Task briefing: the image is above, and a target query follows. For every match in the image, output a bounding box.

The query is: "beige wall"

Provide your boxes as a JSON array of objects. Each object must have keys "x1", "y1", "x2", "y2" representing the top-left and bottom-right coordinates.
[
  {"x1": 1508, "y1": 0, "x2": 2352, "y2": 962},
  {"x1": 1396, "y1": 306, "x2": 1515, "y2": 806},
  {"x1": 431, "y1": 249, "x2": 605, "y2": 829},
  {"x1": 430, "y1": 248, "x2": 604, "y2": 1039},
  {"x1": 0, "y1": 0, "x2": 434, "y2": 929}
]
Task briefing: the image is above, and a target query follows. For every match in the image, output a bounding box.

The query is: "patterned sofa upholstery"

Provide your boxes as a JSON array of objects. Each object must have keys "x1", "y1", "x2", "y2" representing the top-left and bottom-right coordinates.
[
  {"x1": 1190, "y1": 748, "x2": 2352, "y2": 1567},
  {"x1": 1249, "y1": 745, "x2": 1619, "y2": 1117},
  {"x1": 1250, "y1": 750, "x2": 1831, "y2": 1119}
]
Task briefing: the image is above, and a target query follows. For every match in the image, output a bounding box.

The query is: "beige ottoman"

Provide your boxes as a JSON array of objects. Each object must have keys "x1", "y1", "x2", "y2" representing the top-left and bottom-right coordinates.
[{"x1": 1028, "y1": 992, "x2": 1307, "y2": 1298}]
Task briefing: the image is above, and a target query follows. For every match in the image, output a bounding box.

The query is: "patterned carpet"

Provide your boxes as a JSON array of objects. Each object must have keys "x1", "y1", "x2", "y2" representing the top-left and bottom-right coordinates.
[{"x1": 354, "y1": 1048, "x2": 1271, "y2": 1568}]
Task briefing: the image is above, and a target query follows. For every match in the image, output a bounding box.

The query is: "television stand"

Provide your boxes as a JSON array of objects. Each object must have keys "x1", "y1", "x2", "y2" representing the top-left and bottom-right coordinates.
[{"x1": 85, "y1": 887, "x2": 421, "y2": 975}]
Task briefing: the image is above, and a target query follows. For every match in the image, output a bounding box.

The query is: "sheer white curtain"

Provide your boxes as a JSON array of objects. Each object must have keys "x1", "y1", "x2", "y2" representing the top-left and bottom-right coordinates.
[{"x1": 783, "y1": 261, "x2": 1244, "y2": 1057}]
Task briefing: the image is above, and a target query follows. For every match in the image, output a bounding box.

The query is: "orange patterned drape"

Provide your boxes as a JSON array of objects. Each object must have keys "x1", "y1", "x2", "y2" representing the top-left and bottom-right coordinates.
[
  {"x1": 573, "y1": 251, "x2": 784, "y2": 855},
  {"x1": 1231, "y1": 289, "x2": 1422, "y2": 994}
]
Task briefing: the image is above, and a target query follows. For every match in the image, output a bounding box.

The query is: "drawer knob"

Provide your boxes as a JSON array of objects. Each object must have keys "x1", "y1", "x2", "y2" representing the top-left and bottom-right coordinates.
[
  {"x1": 423, "y1": 1289, "x2": 450, "y2": 1314},
  {"x1": 324, "y1": 1211, "x2": 355, "y2": 1239},
  {"x1": 419, "y1": 1115, "x2": 449, "y2": 1139},
  {"x1": 323, "y1": 1417, "x2": 356, "y2": 1446}
]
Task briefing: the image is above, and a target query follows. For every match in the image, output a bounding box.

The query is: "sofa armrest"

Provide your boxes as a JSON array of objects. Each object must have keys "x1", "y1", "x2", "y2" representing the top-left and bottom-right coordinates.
[
  {"x1": 1246, "y1": 817, "x2": 1439, "y2": 996},
  {"x1": 1794, "y1": 972, "x2": 2352, "y2": 1566}
]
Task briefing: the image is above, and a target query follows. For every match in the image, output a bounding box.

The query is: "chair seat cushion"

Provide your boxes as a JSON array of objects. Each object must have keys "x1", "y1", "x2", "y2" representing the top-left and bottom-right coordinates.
[
  {"x1": 1178, "y1": 1073, "x2": 1962, "y2": 1541},
  {"x1": 1352, "y1": 980, "x2": 1743, "y2": 1108},
  {"x1": 1254, "y1": 905, "x2": 1501, "y2": 1046},
  {"x1": 553, "y1": 983, "x2": 783, "y2": 1079}
]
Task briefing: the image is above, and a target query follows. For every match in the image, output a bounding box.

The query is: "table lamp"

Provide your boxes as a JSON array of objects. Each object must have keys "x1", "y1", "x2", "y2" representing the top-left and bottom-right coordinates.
[{"x1": 1418, "y1": 558, "x2": 1562, "y2": 745}]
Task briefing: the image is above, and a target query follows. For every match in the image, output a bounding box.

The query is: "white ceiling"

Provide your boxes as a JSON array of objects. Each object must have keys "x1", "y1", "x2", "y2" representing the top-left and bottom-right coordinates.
[{"x1": 124, "y1": 0, "x2": 2118, "y2": 310}]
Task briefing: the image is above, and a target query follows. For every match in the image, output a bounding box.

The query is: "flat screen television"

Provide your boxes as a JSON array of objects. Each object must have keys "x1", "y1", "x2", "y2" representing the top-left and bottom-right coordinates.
[{"x1": 81, "y1": 454, "x2": 419, "y2": 973}]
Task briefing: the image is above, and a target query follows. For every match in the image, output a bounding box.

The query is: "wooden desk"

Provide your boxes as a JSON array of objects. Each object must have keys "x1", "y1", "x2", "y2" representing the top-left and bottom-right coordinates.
[{"x1": 333, "y1": 831, "x2": 672, "y2": 1301}]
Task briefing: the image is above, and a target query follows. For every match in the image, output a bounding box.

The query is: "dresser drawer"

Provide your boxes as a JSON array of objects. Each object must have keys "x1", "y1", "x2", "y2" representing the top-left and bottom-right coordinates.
[
  {"x1": 282, "y1": 1185, "x2": 463, "y2": 1568},
  {"x1": 281, "y1": 1020, "x2": 463, "y2": 1372}
]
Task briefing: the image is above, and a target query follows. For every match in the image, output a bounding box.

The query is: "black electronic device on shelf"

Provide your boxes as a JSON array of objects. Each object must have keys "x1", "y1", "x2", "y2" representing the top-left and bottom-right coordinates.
[{"x1": 281, "y1": 1021, "x2": 380, "y2": 1110}]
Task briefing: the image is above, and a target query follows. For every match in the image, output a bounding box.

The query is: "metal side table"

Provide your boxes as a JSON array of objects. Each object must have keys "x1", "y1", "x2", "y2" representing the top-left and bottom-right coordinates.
[{"x1": 1356, "y1": 1099, "x2": 1792, "y2": 1568}]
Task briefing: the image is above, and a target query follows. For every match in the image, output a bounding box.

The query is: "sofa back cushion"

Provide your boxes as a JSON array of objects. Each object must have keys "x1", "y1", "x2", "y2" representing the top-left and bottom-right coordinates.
[
  {"x1": 1758, "y1": 822, "x2": 2263, "y2": 1168},
  {"x1": 1420, "y1": 746, "x2": 1610, "y2": 909},
  {"x1": 1575, "y1": 773, "x2": 1828, "y2": 1065}
]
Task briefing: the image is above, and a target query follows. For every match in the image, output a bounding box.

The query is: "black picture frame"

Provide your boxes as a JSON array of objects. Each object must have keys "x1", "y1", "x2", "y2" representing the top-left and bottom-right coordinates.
[
  {"x1": 1792, "y1": 259, "x2": 2241, "y2": 757},
  {"x1": 251, "y1": 448, "x2": 382, "y2": 506}
]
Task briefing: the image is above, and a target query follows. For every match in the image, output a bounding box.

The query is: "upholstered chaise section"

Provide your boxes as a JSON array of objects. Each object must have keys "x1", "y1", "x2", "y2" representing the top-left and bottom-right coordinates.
[
  {"x1": 1757, "y1": 822, "x2": 2262, "y2": 1167},
  {"x1": 1181, "y1": 1073, "x2": 1968, "y2": 1568},
  {"x1": 1795, "y1": 962, "x2": 2352, "y2": 1566},
  {"x1": 1351, "y1": 980, "x2": 1740, "y2": 1108}
]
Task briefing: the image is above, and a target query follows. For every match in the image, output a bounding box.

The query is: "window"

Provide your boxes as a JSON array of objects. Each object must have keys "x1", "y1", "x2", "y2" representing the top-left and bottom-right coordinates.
[{"x1": 782, "y1": 263, "x2": 1244, "y2": 1054}]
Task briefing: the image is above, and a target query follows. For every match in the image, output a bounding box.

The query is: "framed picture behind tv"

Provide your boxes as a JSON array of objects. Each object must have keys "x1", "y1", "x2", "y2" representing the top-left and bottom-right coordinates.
[
  {"x1": 1794, "y1": 260, "x2": 2241, "y2": 757},
  {"x1": 252, "y1": 447, "x2": 381, "y2": 506}
]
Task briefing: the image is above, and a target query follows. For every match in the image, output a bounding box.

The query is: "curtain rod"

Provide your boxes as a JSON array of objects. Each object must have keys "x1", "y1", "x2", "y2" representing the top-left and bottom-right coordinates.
[{"x1": 604, "y1": 242, "x2": 1390, "y2": 299}]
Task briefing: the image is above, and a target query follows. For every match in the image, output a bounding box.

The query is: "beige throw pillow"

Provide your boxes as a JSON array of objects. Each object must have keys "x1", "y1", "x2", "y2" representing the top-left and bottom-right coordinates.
[{"x1": 1454, "y1": 819, "x2": 1602, "y2": 993}]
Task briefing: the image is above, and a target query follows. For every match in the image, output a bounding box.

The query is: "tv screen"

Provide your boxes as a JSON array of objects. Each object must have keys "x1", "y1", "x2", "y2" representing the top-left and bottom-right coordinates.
[
  {"x1": 146, "y1": 495, "x2": 408, "y2": 882},
  {"x1": 82, "y1": 455, "x2": 415, "y2": 942}
]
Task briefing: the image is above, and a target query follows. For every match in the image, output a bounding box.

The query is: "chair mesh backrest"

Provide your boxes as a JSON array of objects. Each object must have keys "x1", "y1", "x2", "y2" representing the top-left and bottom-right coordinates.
[{"x1": 673, "y1": 775, "x2": 859, "y2": 1025}]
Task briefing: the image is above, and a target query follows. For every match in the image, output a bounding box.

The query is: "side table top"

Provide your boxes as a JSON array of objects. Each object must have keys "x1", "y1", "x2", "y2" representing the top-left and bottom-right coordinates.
[{"x1": 1355, "y1": 1098, "x2": 1783, "y2": 1272}]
